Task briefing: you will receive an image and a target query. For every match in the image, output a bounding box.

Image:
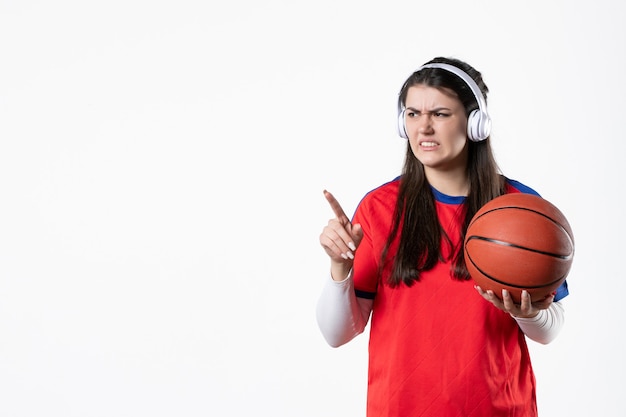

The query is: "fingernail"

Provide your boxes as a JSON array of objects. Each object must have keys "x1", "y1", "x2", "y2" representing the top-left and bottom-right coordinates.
[
  {"x1": 340, "y1": 253, "x2": 348, "y2": 260},
  {"x1": 348, "y1": 242, "x2": 356, "y2": 251},
  {"x1": 346, "y1": 251, "x2": 354, "y2": 260}
]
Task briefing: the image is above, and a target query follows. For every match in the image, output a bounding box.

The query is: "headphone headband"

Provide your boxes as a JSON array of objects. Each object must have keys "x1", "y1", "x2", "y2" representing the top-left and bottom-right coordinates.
[{"x1": 397, "y1": 62, "x2": 492, "y2": 142}]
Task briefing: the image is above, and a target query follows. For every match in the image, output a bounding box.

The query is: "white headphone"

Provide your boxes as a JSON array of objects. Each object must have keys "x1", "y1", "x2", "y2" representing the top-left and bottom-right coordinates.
[{"x1": 397, "y1": 63, "x2": 492, "y2": 142}]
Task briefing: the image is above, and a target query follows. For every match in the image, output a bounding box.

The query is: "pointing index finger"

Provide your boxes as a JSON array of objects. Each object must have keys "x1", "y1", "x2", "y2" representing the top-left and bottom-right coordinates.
[{"x1": 323, "y1": 190, "x2": 350, "y2": 223}]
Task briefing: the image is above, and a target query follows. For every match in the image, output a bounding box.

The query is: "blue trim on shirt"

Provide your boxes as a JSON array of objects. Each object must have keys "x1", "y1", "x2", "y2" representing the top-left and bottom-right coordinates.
[
  {"x1": 554, "y1": 280, "x2": 569, "y2": 301},
  {"x1": 506, "y1": 178, "x2": 541, "y2": 196},
  {"x1": 430, "y1": 177, "x2": 541, "y2": 204},
  {"x1": 355, "y1": 289, "x2": 376, "y2": 299},
  {"x1": 430, "y1": 186, "x2": 466, "y2": 204}
]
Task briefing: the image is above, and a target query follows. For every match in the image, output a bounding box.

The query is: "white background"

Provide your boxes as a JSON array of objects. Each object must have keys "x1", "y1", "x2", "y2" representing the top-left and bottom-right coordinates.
[{"x1": 1, "y1": 0, "x2": 624, "y2": 416}]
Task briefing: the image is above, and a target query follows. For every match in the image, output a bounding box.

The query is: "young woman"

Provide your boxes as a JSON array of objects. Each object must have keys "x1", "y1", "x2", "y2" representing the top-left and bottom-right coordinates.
[{"x1": 317, "y1": 57, "x2": 568, "y2": 417}]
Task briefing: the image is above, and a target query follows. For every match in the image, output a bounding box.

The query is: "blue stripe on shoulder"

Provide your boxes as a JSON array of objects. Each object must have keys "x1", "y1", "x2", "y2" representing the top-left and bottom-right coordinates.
[{"x1": 506, "y1": 178, "x2": 541, "y2": 197}]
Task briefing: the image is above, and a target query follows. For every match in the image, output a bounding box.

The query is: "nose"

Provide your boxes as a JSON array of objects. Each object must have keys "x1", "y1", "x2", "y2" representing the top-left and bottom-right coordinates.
[{"x1": 416, "y1": 113, "x2": 433, "y2": 134}]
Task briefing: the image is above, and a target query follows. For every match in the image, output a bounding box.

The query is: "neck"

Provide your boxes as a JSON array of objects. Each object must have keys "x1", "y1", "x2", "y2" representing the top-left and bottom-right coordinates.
[{"x1": 424, "y1": 167, "x2": 469, "y2": 197}]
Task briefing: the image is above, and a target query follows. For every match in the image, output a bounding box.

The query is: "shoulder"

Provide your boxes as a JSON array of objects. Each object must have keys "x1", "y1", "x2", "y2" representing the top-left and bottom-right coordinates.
[
  {"x1": 352, "y1": 177, "x2": 400, "y2": 219},
  {"x1": 504, "y1": 177, "x2": 541, "y2": 196},
  {"x1": 360, "y1": 177, "x2": 400, "y2": 203},
  {"x1": 358, "y1": 176, "x2": 400, "y2": 202}
]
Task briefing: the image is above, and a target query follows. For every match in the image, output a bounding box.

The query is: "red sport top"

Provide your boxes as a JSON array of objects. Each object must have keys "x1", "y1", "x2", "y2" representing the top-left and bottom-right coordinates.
[{"x1": 351, "y1": 177, "x2": 552, "y2": 417}]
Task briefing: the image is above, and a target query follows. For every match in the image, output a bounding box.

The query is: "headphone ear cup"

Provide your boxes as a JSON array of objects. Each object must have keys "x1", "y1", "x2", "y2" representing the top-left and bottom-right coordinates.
[
  {"x1": 467, "y1": 109, "x2": 492, "y2": 142},
  {"x1": 397, "y1": 109, "x2": 409, "y2": 139}
]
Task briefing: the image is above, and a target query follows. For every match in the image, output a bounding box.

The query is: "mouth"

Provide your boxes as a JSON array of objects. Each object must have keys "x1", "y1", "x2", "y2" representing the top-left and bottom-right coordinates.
[{"x1": 419, "y1": 140, "x2": 439, "y2": 149}]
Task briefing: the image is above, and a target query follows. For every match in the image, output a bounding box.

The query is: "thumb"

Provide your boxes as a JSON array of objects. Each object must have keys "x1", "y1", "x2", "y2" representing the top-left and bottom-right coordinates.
[{"x1": 351, "y1": 223, "x2": 364, "y2": 247}]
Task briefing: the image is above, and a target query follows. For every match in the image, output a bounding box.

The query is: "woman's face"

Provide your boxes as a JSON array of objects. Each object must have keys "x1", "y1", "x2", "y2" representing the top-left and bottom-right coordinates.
[{"x1": 403, "y1": 84, "x2": 469, "y2": 172}]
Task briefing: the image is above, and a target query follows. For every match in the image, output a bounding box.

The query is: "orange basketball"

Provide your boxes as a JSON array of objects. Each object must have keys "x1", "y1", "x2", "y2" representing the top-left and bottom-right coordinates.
[{"x1": 463, "y1": 193, "x2": 574, "y2": 303}]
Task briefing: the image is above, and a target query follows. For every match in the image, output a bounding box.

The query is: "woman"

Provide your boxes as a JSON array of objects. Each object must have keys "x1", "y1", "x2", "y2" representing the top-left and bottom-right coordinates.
[{"x1": 317, "y1": 57, "x2": 568, "y2": 417}]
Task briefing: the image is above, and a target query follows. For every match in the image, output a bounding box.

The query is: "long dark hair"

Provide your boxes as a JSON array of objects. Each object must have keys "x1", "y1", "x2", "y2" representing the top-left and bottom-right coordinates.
[{"x1": 383, "y1": 57, "x2": 506, "y2": 287}]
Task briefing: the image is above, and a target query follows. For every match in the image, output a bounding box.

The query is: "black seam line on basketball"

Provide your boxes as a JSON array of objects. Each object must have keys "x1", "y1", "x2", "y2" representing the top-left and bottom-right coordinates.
[
  {"x1": 465, "y1": 235, "x2": 573, "y2": 260},
  {"x1": 471, "y1": 266, "x2": 565, "y2": 289},
  {"x1": 464, "y1": 250, "x2": 567, "y2": 289},
  {"x1": 469, "y1": 206, "x2": 575, "y2": 250}
]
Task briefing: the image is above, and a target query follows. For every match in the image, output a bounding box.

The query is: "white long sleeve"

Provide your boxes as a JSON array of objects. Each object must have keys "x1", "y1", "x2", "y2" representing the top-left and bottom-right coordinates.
[
  {"x1": 513, "y1": 300, "x2": 565, "y2": 344},
  {"x1": 315, "y1": 271, "x2": 373, "y2": 348}
]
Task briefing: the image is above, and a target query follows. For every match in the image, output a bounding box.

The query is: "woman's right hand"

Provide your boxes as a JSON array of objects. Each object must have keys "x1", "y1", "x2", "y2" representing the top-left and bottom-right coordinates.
[{"x1": 319, "y1": 190, "x2": 363, "y2": 281}]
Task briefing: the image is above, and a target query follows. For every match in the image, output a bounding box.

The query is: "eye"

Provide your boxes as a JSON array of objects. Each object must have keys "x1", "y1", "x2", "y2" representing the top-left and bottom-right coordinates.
[
  {"x1": 434, "y1": 112, "x2": 450, "y2": 118},
  {"x1": 406, "y1": 110, "x2": 418, "y2": 118}
]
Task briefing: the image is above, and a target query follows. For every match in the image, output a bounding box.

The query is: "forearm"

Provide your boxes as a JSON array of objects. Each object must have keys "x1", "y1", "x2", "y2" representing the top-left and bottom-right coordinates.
[
  {"x1": 316, "y1": 271, "x2": 373, "y2": 347},
  {"x1": 514, "y1": 300, "x2": 565, "y2": 344}
]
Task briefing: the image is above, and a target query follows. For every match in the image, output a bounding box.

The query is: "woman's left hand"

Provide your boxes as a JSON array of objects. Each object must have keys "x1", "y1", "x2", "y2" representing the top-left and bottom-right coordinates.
[{"x1": 475, "y1": 286, "x2": 555, "y2": 318}]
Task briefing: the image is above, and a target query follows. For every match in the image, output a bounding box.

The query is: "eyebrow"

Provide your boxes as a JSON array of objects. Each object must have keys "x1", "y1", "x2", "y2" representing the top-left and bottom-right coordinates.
[{"x1": 405, "y1": 106, "x2": 452, "y2": 113}]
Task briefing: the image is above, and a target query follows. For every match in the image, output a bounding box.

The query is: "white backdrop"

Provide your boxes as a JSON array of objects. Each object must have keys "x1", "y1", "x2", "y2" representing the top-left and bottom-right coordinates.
[{"x1": 1, "y1": 0, "x2": 624, "y2": 416}]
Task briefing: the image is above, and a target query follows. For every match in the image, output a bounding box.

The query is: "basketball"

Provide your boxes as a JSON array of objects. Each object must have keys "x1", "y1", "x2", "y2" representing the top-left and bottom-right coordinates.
[{"x1": 463, "y1": 193, "x2": 574, "y2": 303}]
